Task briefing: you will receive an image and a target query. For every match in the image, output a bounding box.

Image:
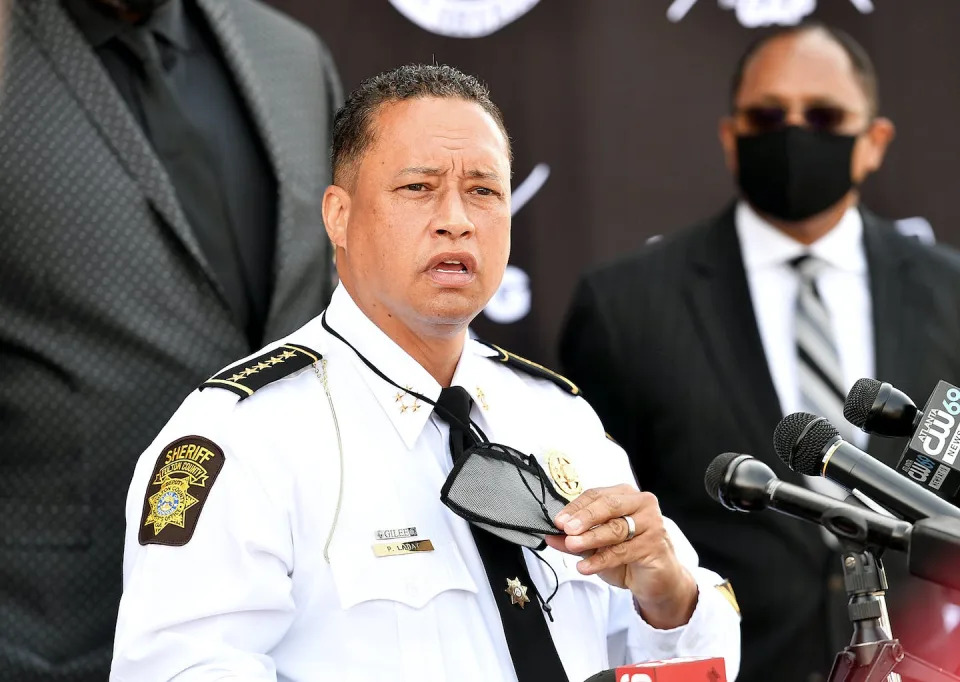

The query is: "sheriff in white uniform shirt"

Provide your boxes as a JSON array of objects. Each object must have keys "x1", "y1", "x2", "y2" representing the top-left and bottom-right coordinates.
[{"x1": 111, "y1": 64, "x2": 741, "y2": 682}]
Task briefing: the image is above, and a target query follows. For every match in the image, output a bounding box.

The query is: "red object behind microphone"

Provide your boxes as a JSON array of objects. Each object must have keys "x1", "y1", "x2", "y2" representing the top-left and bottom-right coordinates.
[{"x1": 616, "y1": 657, "x2": 727, "y2": 682}]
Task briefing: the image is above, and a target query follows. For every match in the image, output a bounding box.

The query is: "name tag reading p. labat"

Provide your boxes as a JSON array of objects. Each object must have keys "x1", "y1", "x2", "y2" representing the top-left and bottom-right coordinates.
[{"x1": 372, "y1": 539, "x2": 435, "y2": 557}]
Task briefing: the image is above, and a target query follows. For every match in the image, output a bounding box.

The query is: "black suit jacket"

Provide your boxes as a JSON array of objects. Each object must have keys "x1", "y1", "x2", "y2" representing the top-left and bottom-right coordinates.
[
  {"x1": 0, "y1": 1, "x2": 340, "y2": 679},
  {"x1": 560, "y1": 204, "x2": 960, "y2": 682}
]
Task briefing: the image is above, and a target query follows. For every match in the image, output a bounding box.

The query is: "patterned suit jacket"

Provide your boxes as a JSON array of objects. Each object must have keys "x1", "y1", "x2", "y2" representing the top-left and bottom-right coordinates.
[{"x1": 0, "y1": 1, "x2": 341, "y2": 679}]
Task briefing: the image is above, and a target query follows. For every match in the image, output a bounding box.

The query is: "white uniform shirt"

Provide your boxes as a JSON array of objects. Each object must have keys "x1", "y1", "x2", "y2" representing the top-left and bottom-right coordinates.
[
  {"x1": 735, "y1": 201, "x2": 875, "y2": 448},
  {"x1": 111, "y1": 286, "x2": 741, "y2": 682}
]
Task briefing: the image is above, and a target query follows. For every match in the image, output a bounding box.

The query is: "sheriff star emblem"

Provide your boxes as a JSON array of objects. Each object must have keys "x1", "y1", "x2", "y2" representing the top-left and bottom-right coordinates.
[{"x1": 505, "y1": 577, "x2": 530, "y2": 608}]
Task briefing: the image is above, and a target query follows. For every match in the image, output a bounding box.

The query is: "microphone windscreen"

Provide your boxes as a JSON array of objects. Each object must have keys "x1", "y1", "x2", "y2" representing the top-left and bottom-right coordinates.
[
  {"x1": 844, "y1": 378, "x2": 882, "y2": 428},
  {"x1": 773, "y1": 412, "x2": 818, "y2": 466},
  {"x1": 704, "y1": 452, "x2": 740, "y2": 503},
  {"x1": 774, "y1": 412, "x2": 840, "y2": 474}
]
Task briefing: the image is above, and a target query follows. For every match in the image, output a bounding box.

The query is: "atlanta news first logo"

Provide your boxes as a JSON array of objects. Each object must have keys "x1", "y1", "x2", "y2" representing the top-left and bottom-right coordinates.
[{"x1": 901, "y1": 381, "x2": 960, "y2": 501}]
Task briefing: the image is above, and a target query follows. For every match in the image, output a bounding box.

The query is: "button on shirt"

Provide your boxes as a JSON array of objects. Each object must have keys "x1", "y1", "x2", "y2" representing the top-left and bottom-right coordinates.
[
  {"x1": 112, "y1": 286, "x2": 741, "y2": 682},
  {"x1": 735, "y1": 201, "x2": 874, "y2": 449}
]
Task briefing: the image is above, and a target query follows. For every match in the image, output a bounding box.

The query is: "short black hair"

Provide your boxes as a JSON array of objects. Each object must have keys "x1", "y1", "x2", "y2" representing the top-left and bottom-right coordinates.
[
  {"x1": 331, "y1": 63, "x2": 511, "y2": 186},
  {"x1": 730, "y1": 22, "x2": 879, "y2": 117}
]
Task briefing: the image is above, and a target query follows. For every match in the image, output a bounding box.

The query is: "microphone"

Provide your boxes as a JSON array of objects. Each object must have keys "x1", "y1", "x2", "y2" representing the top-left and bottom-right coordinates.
[
  {"x1": 845, "y1": 378, "x2": 960, "y2": 505},
  {"x1": 704, "y1": 453, "x2": 911, "y2": 551},
  {"x1": 583, "y1": 658, "x2": 728, "y2": 682},
  {"x1": 843, "y1": 377, "x2": 920, "y2": 437},
  {"x1": 773, "y1": 412, "x2": 960, "y2": 522},
  {"x1": 706, "y1": 453, "x2": 960, "y2": 592}
]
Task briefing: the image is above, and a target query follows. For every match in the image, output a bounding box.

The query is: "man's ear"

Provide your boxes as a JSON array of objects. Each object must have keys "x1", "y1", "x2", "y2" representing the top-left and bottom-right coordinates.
[
  {"x1": 862, "y1": 116, "x2": 896, "y2": 175},
  {"x1": 718, "y1": 116, "x2": 739, "y2": 175},
  {"x1": 322, "y1": 184, "x2": 350, "y2": 249}
]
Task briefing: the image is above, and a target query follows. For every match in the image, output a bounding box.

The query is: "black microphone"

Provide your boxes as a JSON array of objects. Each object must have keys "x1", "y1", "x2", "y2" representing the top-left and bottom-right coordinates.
[
  {"x1": 844, "y1": 377, "x2": 920, "y2": 437},
  {"x1": 704, "y1": 453, "x2": 911, "y2": 551},
  {"x1": 846, "y1": 378, "x2": 960, "y2": 505},
  {"x1": 773, "y1": 412, "x2": 960, "y2": 522},
  {"x1": 582, "y1": 672, "x2": 614, "y2": 682}
]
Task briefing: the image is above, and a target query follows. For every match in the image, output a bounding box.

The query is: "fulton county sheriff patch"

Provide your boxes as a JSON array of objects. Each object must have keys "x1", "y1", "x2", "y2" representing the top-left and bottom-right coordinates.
[{"x1": 139, "y1": 436, "x2": 225, "y2": 546}]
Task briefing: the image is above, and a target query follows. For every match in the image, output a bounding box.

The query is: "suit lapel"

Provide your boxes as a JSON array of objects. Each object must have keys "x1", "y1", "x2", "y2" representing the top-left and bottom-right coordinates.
[
  {"x1": 684, "y1": 206, "x2": 785, "y2": 461},
  {"x1": 864, "y1": 211, "x2": 906, "y2": 384},
  {"x1": 862, "y1": 210, "x2": 915, "y2": 466},
  {"x1": 684, "y1": 205, "x2": 824, "y2": 560},
  {"x1": 195, "y1": 0, "x2": 300, "y2": 338},
  {"x1": 20, "y1": 0, "x2": 215, "y2": 283}
]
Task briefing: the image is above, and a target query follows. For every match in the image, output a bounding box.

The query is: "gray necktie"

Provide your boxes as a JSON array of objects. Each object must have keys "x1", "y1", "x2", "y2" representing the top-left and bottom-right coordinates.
[{"x1": 793, "y1": 255, "x2": 851, "y2": 543}]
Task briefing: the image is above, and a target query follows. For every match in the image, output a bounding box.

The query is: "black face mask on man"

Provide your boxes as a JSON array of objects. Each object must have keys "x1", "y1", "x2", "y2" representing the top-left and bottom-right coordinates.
[{"x1": 736, "y1": 126, "x2": 858, "y2": 222}]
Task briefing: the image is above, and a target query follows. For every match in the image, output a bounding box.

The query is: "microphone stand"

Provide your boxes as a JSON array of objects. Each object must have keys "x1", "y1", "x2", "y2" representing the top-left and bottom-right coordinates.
[{"x1": 827, "y1": 547, "x2": 960, "y2": 682}]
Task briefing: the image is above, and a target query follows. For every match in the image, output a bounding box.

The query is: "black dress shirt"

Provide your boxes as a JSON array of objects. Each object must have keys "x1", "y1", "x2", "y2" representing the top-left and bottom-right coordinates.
[{"x1": 62, "y1": 0, "x2": 278, "y2": 346}]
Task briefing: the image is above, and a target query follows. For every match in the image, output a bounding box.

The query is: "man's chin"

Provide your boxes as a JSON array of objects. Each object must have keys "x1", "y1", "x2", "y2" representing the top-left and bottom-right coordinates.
[{"x1": 418, "y1": 294, "x2": 484, "y2": 333}]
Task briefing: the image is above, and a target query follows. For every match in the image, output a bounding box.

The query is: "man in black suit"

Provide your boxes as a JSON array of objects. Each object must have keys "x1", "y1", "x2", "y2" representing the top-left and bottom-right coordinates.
[
  {"x1": 560, "y1": 22, "x2": 960, "y2": 682},
  {"x1": 0, "y1": 1, "x2": 340, "y2": 679}
]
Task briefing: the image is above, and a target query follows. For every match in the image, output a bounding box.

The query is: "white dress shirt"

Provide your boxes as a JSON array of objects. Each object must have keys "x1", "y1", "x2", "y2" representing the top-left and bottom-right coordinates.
[
  {"x1": 735, "y1": 201, "x2": 874, "y2": 449},
  {"x1": 111, "y1": 286, "x2": 741, "y2": 682}
]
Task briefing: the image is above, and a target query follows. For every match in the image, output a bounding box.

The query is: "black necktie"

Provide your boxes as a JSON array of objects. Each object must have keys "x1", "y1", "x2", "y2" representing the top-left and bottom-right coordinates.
[
  {"x1": 117, "y1": 28, "x2": 252, "y2": 338},
  {"x1": 435, "y1": 386, "x2": 568, "y2": 682}
]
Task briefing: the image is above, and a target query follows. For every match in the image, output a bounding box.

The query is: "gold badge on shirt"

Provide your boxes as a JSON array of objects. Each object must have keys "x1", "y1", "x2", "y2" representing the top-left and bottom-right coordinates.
[
  {"x1": 545, "y1": 450, "x2": 583, "y2": 501},
  {"x1": 505, "y1": 577, "x2": 530, "y2": 608}
]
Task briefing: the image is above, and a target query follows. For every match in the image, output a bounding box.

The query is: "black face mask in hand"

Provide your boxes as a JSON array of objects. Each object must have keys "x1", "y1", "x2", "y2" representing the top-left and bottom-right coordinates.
[
  {"x1": 440, "y1": 442, "x2": 569, "y2": 549},
  {"x1": 736, "y1": 126, "x2": 858, "y2": 222}
]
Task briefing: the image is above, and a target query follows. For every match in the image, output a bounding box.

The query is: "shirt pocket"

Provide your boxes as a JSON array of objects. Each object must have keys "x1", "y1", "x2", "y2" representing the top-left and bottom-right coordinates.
[{"x1": 326, "y1": 536, "x2": 483, "y2": 681}]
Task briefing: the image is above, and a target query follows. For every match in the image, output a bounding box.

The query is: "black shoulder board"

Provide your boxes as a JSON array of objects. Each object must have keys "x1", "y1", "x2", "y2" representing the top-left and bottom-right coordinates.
[
  {"x1": 200, "y1": 343, "x2": 321, "y2": 400},
  {"x1": 476, "y1": 340, "x2": 580, "y2": 396}
]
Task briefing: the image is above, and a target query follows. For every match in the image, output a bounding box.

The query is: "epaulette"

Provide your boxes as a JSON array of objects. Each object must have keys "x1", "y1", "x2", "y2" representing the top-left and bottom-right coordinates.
[
  {"x1": 200, "y1": 343, "x2": 321, "y2": 400},
  {"x1": 476, "y1": 339, "x2": 580, "y2": 396}
]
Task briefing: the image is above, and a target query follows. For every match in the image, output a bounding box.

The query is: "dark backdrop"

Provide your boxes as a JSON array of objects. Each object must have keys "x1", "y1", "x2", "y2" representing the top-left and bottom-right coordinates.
[{"x1": 266, "y1": 0, "x2": 960, "y2": 366}]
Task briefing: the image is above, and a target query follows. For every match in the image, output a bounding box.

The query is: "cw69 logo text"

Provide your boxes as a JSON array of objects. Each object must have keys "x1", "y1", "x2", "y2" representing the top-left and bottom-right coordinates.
[{"x1": 918, "y1": 387, "x2": 960, "y2": 457}]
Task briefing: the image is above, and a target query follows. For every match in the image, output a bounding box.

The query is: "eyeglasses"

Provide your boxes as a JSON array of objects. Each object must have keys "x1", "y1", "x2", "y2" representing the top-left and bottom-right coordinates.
[{"x1": 736, "y1": 105, "x2": 853, "y2": 134}]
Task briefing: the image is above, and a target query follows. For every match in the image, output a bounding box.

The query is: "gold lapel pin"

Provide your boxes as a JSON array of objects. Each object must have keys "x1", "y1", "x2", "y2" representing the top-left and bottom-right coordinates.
[{"x1": 476, "y1": 386, "x2": 489, "y2": 411}]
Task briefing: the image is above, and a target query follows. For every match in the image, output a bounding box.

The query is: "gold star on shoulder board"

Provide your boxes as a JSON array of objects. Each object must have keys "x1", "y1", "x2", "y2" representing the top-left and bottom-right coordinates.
[
  {"x1": 280, "y1": 350, "x2": 297, "y2": 360},
  {"x1": 267, "y1": 356, "x2": 284, "y2": 365},
  {"x1": 228, "y1": 372, "x2": 246, "y2": 382},
  {"x1": 505, "y1": 577, "x2": 530, "y2": 608}
]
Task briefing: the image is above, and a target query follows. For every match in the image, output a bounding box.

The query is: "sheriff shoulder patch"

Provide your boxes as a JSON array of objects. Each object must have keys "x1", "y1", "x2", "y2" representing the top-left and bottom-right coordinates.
[
  {"x1": 477, "y1": 339, "x2": 580, "y2": 396},
  {"x1": 200, "y1": 343, "x2": 321, "y2": 400},
  {"x1": 139, "y1": 436, "x2": 226, "y2": 547}
]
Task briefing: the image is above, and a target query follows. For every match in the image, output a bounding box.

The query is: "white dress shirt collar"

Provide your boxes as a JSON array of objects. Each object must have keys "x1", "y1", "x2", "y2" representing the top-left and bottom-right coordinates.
[
  {"x1": 323, "y1": 285, "x2": 498, "y2": 449},
  {"x1": 736, "y1": 200, "x2": 867, "y2": 274}
]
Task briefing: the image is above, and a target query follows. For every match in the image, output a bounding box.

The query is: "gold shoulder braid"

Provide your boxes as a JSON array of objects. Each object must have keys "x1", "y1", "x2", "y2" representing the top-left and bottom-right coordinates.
[
  {"x1": 139, "y1": 436, "x2": 226, "y2": 546},
  {"x1": 200, "y1": 343, "x2": 321, "y2": 399},
  {"x1": 476, "y1": 340, "x2": 580, "y2": 396}
]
